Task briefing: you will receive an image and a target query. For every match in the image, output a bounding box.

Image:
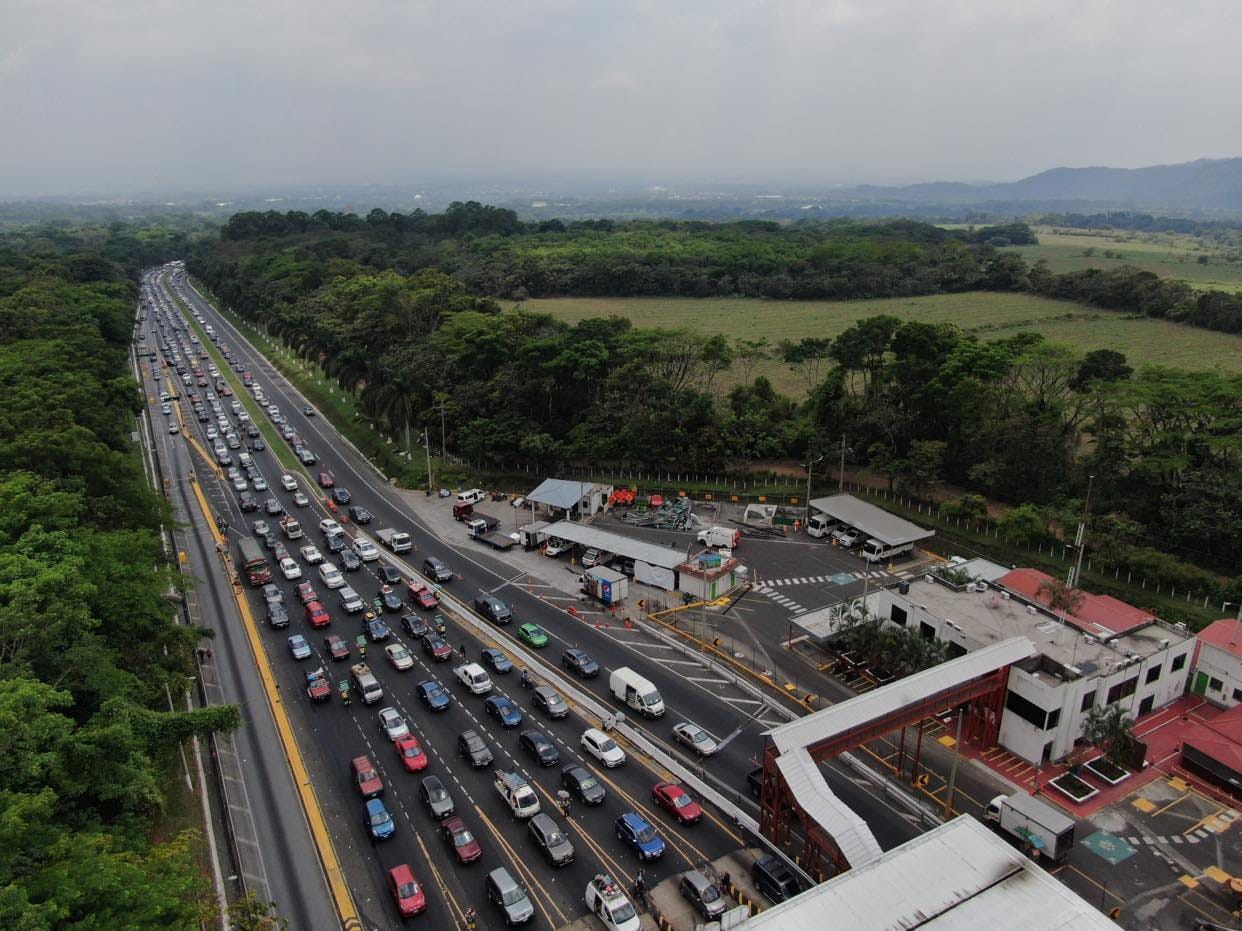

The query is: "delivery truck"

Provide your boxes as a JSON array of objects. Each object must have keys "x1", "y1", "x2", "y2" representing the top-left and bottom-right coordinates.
[
  {"x1": 375, "y1": 528, "x2": 412, "y2": 553},
  {"x1": 465, "y1": 518, "x2": 514, "y2": 551},
  {"x1": 237, "y1": 537, "x2": 272, "y2": 586},
  {"x1": 581, "y1": 566, "x2": 628, "y2": 605},
  {"x1": 609, "y1": 667, "x2": 664, "y2": 718},
  {"x1": 984, "y1": 792, "x2": 1076, "y2": 862},
  {"x1": 697, "y1": 526, "x2": 741, "y2": 549}
]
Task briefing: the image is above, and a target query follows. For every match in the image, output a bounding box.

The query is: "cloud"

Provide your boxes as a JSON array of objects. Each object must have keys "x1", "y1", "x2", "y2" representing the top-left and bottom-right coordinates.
[{"x1": 1, "y1": 0, "x2": 1240, "y2": 194}]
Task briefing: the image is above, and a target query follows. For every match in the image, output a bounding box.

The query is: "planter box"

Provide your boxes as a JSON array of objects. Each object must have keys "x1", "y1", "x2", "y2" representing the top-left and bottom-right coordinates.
[
  {"x1": 1084, "y1": 756, "x2": 1131, "y2": 786},
  {"x1": 1048, "y1": 772, "x2": 1099, "y2": 803}
]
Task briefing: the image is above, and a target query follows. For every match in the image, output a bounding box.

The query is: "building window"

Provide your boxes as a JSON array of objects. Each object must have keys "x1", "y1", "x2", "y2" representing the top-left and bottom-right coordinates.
[
  {"x1": 890, "y1": 605, "x2": 907, "y2": 627},
  {"x1": 1171, "y1": 653, "x2": 1187, "y2": 672},
  {"x1": 1145, "y1": 666, "x2": 1161, "y2": 685},
  {"x1": 1080, "y1": 691, "x2": 1096, "y2": 713},
  {"x1": 1005, "y1": 690, "x2": 1057, "y2": 730},
  {"x1": 919, "y1": 621, "x2": 936, "y2": 641},
  {"x1": 1210, "y1": 677, "x2": 1224, "y2": 692},
  {"x1": 1233, "y1": 688, "x2": 1242, "y2": 703},
  {"x1": 1106, "y1": 677, "x2": 1138, "y2": 705}
]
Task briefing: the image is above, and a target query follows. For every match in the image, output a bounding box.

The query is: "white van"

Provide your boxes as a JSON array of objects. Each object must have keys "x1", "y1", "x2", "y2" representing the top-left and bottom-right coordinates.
[
  {"x1": 456, "y1": 488, "x2": 487, "y2": 506},
  {"x1": 861, "y1": 538, "x2": 915, "y2": 563},
  {"x1": 697, "y1": 526, "x2": 741, "y2": 549},
  {"x1": 609, "y1": 667, "x2": 664, "y2": 718}
]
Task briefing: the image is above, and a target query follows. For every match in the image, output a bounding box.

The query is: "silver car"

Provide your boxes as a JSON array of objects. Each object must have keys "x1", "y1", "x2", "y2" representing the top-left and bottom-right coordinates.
[
  {"x1": 673, "y1": 722, "x2": 719, "y2": 757},
  {"x1": 377, "y1": 707, "x2": 409, "y2": 742}
]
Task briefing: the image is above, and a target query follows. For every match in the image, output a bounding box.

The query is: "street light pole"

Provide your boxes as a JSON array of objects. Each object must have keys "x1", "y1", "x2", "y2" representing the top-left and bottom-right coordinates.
[
  {"x1": 423, "y1": 427, "x2": 433, "y2": 493},
  {"x1": 804, "y1": 454, "x2": 824, "y2": 522},
  {"x1": 838, "y1": 433, "x2": 847, "y2": 494}
]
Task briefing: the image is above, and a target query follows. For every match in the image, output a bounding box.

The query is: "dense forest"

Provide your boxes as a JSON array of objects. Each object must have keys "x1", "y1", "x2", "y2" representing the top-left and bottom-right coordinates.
[
  {"x1": 0, "y1": 228, "x2": 238, "y2": 926},
  {"x1": 189, "y1": 207, "x2": 1242, "y2": 599}
]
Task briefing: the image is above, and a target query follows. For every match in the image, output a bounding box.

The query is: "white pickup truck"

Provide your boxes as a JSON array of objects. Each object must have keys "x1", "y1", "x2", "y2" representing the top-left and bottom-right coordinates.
[
  {"x1": 494, "y1": 768, "x2": 540, "y2": 818},
  {"x1": 454, "y1": 662, "x2": 493, "y2": 695}
]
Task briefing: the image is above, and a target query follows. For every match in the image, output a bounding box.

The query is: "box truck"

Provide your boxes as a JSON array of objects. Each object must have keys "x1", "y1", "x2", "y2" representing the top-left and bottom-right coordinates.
[{"x1": 984, "y1": 792, "x2": 1076, "y2": 862}]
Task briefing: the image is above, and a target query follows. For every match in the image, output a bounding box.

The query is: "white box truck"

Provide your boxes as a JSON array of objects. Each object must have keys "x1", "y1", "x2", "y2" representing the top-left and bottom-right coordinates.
[
  {"x1": 984, "y1": 792, "x2": 1076, "y2": 862},
  {"x1": 375, "y1": 528, "x2": 412, "y2": 553},
  {"x1": 609, "y1": 667, "x2": 664, "y2": 718}
]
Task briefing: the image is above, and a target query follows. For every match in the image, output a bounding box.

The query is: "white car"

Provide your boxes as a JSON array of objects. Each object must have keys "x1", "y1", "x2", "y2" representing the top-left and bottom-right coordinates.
[
  {"x1": 206, "y1": 426, "x2": 219, "y2": 440},
  {"x1": 319, "y1": 518, "x2": 342, "y2": 537},
  {"x1": 673, "y1": 721, "x2": 719, "y2": 757},
  {"x1": 338, "y1": 586, "x2": 364, "y2": 613},
  {"x1": 377, "y1": 706, "x2": 409, "y2": 741},
  {"x1": 385, "y1": 644, "x2": 414, "y2": 671},
  {"x1": 280, "y1": 474, "x2": 298, "y2": 492},
  {"x1": 353, "y1": 538, "x2": 380, "y2": 562},
  {"x1": 543, "y1": 537, "x2": 571, "y2": 557},
  {"x1": 299, "y1": 545, "x2": 324, "y2": 565},
  {"x1": 510, "y1": 496, "x2": 526, "y2": 509},
  {"x1": 232, "y1": 475, "x2": 248, "y2": 492},
  {"x1": 292, "y1": 491, "x2": 310, "y2": 508},
  {"x1": 252, "y1": 476, "x2": 268, "y2": 491},
  {"x1": 319, "y1": 563, "x2": 345, "y2": 589},
  {"x1": 584, "y1": 875, "x2": 640, "y2": 931},
  {"x1": 279, "y1": 557, "x2": 302, "y2": 580},
  {"x1": 580, "y1": 728, "x2": 626, "y2": 768}
]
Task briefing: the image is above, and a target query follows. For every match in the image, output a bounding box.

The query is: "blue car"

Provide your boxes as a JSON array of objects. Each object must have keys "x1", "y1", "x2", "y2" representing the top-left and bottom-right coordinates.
[
  {"x1": 287, "y1": 634, "x2": 312, "y2": 660},
  {"x1": 481, "y1": 648, "x2": 513, "y2": 674},
  {"x1": 485, "y1": 695, "x2": 523, "y2": 728},
  {"x1": 417, "y1": 680, "x2": 451, "y2": 711},
  {"x1": 365, "y1": 617, "x2": 391, "y2": 642},
  {"x1": 365, "y1": 798, "x2": 395, "y2": 840},
  {"x1": 615, "y1": 812, "x2": 664, "y2": 861}
]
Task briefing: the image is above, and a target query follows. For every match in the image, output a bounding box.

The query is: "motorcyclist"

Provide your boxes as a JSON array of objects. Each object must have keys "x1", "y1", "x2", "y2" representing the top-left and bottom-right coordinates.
[{"x1": 520, "y1": 668, "x2": 531, "y2": 689}]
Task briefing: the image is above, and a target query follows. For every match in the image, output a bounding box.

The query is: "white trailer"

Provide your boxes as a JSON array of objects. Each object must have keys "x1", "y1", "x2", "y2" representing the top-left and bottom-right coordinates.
[{"x1": 984, "y1": 792, "x2": 1076, "y2": 862}]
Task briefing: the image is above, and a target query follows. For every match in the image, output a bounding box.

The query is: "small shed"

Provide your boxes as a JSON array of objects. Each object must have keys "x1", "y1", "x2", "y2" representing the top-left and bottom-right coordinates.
[
  {"x1": 524, "y1": 478, "x2": 614, "y2": 518},
  {"x1": 677, "y1": 551, "x2": 745, "y2": 601}
]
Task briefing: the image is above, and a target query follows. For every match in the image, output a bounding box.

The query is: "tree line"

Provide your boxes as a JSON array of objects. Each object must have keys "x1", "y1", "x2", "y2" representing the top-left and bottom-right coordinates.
[
  {"x1": 188, "y1": 210, "x2": 1242, "y2": 601},
  {"x1": 0, "y1": 229, "x2": 241, "y2": 926}
]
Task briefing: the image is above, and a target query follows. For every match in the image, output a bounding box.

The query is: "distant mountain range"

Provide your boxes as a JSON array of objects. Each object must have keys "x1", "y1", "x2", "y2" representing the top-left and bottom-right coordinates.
[{"x1": 847, "y1": 157, "x2": 1242, "y2": 212}]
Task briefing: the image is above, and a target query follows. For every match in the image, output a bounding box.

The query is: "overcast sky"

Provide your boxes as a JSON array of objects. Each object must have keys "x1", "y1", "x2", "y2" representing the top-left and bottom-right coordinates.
[{"x1": 3, "y1": 0, "x2": 1240, "y2": 196}]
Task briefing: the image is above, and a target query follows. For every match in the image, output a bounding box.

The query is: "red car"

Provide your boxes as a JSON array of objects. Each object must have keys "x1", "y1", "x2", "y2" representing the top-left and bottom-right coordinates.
[
  {"x1": 387, "y1": 864, "x2": 426, "y2": 917},
  {"x1": 324, "y1": 635, "x2": 350, "y2": 661},
  {"x1": 413, "y1": 586, "x2": 439, "y2": 610},
  {"x1": 440, "y1": 816, "x2": 482, "y2": 864},
  {"x1": 651, "y1": 781, "x2": 703, "y2": 825},
  {"x1": 306, "y1": 669, "x2": 331, "y2": 703},
  {"x1": 296, "y1": 582, "x2": 319, "y2": 605},
  {"x1": 305, "y1": 601, "x2": 331, "y2": 628},
  {"x1": 352, "y1": 755, "x2": 384, "y2": 798},
  {"x1": 422, "y1": 634, "x2": 453, "y2": 662},
  {"x1": 395, "y1": 735, "x2": 429, "y2": 773},
  {"x1": 317, "y1": 472, "x2": 335, "y2": 488}
]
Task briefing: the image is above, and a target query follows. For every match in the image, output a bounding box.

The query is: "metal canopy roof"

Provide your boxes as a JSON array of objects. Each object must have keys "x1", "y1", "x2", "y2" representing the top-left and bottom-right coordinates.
[
  {"x1": 542, "y1": 520, "x2": 686, "y2": 570},
  {"x1": 765, "y1": 637, "x2": 1036, "y2": 755},
  {"x1": 525, "y1": 478, "x2": 604, "y2": 511},
  {"x1": 744, "y1": 815, "x2": 1114, "y2": 930},
  {"x1": 776, "y1": 749, "x2": 882, "y2": 869},
  {"x1": 807, "y1": 494, "x2": 934, "y2": 546}
]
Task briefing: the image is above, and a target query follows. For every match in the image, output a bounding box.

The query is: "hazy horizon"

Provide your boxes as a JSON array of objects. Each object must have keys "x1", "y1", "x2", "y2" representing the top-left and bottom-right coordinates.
[{"x1": 4, "y1": 0, "x2": 1241, "y2": 198}]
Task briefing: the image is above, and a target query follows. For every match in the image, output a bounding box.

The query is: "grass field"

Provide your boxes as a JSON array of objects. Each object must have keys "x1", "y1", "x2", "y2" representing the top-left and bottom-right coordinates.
[
  {"x1": 517, "y1": 292, "x2": 1242, "y2": 398},
  {"x1": 1009, "y1": 227, "x2": 1242, "y2": 292}
]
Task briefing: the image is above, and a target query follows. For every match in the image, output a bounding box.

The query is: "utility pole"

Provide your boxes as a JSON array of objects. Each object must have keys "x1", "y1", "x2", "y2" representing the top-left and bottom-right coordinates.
[
  {"x1": 1066, "y1": 474, "x2": 1094, "y2": 589},
  {"x1": 423, "y1": 427, "x2": 433, "y2": 493},
  {"x1": 439, "y1": 396, "x2": 448, "y2": 463},
  {"x1": 838, "y1": 433, "x2": 847, "y2": 494},
  {"x1": 805, "y1": 454, "x2": 824, "y2": 521}
]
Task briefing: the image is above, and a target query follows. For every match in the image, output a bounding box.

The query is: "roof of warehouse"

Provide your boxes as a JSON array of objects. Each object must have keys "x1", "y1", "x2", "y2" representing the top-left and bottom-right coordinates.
[
  {"x1": 542, "y1": 520, "x2": 686, "y2": 570},
  {"x1": 765, "y1": 637, "x2": 1035, "y2": 755},
  {"x1": 806, "y1": 494, "x2": 934, "y2": 546},
  {"x1": 525, "y1": 478, "x2": 606, "y2": 511},
  {"x1": 743, "y1": 815, "x2": 1114, "y2": 930},
  {"x1": 776, "y1": 749, "x2": 882, "y2": 869}
]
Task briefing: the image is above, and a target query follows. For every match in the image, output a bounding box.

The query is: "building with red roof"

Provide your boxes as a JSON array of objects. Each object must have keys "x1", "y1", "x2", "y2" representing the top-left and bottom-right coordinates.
[
  {"x1": 1181, "y1": 703, "x2": 1242, "y2": 796},
  {"x1": 1192, "y1": 618, "x2": 1242, "y2": 709},
  {"x1": 997, "y1": 568, "x2": 1156, "y2": 639}
]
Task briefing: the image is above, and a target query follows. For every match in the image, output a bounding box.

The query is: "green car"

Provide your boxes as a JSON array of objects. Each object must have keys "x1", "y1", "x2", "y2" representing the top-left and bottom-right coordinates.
[{"x1": 518, "y1": 623, "x2": 549, "y2": 648}]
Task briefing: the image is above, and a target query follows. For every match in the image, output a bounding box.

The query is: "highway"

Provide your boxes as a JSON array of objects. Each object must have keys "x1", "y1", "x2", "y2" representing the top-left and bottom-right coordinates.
[{"x1": 145, "y1": 264, "x2": 924, "y2": 928}]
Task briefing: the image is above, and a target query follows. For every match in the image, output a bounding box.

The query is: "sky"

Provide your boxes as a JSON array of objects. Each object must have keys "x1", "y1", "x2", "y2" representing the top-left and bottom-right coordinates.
[{"x1": 3, "y1": 0, "x2": 1241, "y2": 196}]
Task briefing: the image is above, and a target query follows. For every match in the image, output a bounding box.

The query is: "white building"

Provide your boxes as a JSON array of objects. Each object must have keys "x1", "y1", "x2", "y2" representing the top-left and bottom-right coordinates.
[
  {"x1": 862, "y1": 564, "x2": 1193, "y2": 765},
  {"x1": 1192, "y1": 618, "x2": 1242, "y2": 707}
]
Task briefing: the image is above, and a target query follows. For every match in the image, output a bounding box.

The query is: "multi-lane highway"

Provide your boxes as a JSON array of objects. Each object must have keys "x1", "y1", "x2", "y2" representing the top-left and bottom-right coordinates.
[{"x1": 141, "y1": 264, "x2": 922, "y2": 928}]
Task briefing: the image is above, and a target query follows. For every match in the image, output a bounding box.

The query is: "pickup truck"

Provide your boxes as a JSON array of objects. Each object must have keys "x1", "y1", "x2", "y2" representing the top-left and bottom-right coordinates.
[
  {"x1": 454, "y1": 662, "x2": 493, "y2": 695},
  {"x1": 376, "y1": 528, "x2": 412, "y2": 553},
  {"x1": 278, "y1": 516, "x2": 303, "y2": 539},
  {"x1": 465, "y1": 518, "x2": 515, "y2": 551},
  {"x1": 494, "y1": 768, "x2": 540, "y2": 818},
  {"x1": 350, "y1": 663, "x2": 384, "y2": 705}
]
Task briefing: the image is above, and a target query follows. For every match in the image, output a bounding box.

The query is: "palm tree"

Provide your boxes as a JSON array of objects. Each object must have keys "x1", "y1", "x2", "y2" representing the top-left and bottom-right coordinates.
[{"x1": 1082, "y1": 705, "x2": 1136, "y2": 766}]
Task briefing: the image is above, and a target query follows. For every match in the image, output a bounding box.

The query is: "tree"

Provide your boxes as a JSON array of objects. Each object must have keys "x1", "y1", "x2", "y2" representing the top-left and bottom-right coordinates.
[
  {"x1": 732, "y1": 337, "x2": 771, "y2": 383},
  {"x1": 997, "y1": 503, "x2": 1049, "y2": 545},
  {"x1": 1070, "y1": 349, "x2": 1132, "y2": 391},
  {"x1": 902, "y1": 440, "x2": 947, "y2": 498},
  {"x1": 1035, "y1": 577, "x2": 1085, "y2": 621},
  {"x1": 779, "y1": 337, "x2": 833, "y2": 395},
  {"x1": 1081, "y1": 704, "x2": 1137, "y2": 766}
]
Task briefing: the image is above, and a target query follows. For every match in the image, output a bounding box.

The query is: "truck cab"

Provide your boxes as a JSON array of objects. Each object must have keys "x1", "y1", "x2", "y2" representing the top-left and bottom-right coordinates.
[{"x1": 494, "y1": 768, "x2": 541, "y2": 818}]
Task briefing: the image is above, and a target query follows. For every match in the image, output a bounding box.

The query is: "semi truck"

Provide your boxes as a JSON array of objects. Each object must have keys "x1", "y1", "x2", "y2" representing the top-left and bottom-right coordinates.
[
  {"x1": 375, "y1": 528, "x2": 412, "y2": 553},
  {"x1": 984, "y1": 792, "x2": 1076, "y2": 862},
  {"x1": 237, "y1": 536, "x2": 271, "y2": 586},
  {"x1": 465, "y1": 518, "x2": 514, "y2": 551},
  {"x1": 609, "y1": 667, "x2": 664, "y2": 718},
  {"x1": 580, "y1": 566, "x2": 629, "y2": 605}
]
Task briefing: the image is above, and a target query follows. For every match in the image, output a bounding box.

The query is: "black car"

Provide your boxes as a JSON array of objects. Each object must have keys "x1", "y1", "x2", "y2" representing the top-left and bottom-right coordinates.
[
  {"x1": 561, "y1": 648, "x2": 600, "y2": 678},
  {"x1": 376, "y1": 564, "x2": 402, "y2": 585},
  {"x1": 402, "y1": 614, "x2": 430, "y2": 639},
  {"x1": 338, "y1": 546, "x2": 361, "y2": 569},
  {"x1": 348, "y1": 506, "x2": 372, "y2": 524},
  {"x1": 519, "y1": 731, "x2": 560, "y2": 766},
  {"x1": 264, "y1": 497, "x2": 284, "y2": 515},
  {"x1": 325, "y1": 532, "x2": 347, "y2": 554},
  {"x1": 379, "y1": 588, "x2": 403, "y2": 612},
  {"x1": 560, "y1": 763, "x2": 605, "y2": 805},
  {"x1": 473, "y1": 592, "x2": 512, "y2": 625},
  {"x1": 332, "y1": 488, "x2": 351, "y2": 505},
  {"x1": 457, "y1": 730, "x2": 494, "y2": 768},
  {"x1": 246, "y1": 424, "x2": 260, "y2": 437},
  {"x1": 423, "y1": 556, "x2": 453, "y2": 582},
  {"x1": 239, "y1": 492, "x2": 259, "y2": 512},
  {"x1": 261, "y1": 531, "x2": 279, "y2": 551},
  {"x1": 527, "y1": 813, "x2": 574, "y2": 867}
]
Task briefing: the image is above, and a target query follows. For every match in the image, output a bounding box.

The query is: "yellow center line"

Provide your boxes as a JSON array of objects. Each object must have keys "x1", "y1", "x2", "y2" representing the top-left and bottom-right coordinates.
[
  {"x1": 414, "y1": 833, "x2": 467, "y2": 925},
  {"x1": 186, "y1": 470, "x2": 359, "y2": 927},
  {"x1": 475, "y1": 804, "x2": 568, "y2": 928}
]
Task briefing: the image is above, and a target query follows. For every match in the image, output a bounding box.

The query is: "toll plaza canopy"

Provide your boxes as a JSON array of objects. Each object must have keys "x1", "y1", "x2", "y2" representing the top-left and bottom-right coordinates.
[
  {"x1": 542, "y1": 520, "x2": 684, "y2": 590},
  {"x1": 743, "y1": 816, "x2": 1115, "y2": 930},
  {"x1": 807, "y1": 493, "x2": 934, "y2": 547}
]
